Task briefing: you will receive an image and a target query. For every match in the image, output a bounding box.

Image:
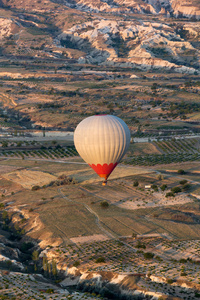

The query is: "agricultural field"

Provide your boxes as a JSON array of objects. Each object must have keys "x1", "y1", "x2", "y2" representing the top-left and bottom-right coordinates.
[
  {"x1": 0, "y1": 58, "x2": 199, "y2": 136},
  {"x1": 0, "y1": 157, "x2": 200, "y2": 244},
  {"x1": 0, "y1": 145, "x2": 78, "y2": 160},
  {"x1": 0, "y1": 0, "x2": 200, "y2": 298},
  {"x1": 125, "y1": 138, "x2": 200, "y2": 166}
]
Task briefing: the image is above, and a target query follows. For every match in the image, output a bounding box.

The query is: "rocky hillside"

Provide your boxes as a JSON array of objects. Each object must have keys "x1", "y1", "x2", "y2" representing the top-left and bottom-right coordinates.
[
  {"x1": 58, "y1": 18, "x2": 200, "y2": 73},
  {"x1": 62, "y1": 0, "x2": 200, "y2": 19},
  {"x1": 0, "y1": 0, "x2": 199, "y2": 74},
  {"x1": 3, "y1": 0, "x2": 197, "y2": 19},
  {"x1": 1, "y1": 0, "x2": 200, "y2": 20}
]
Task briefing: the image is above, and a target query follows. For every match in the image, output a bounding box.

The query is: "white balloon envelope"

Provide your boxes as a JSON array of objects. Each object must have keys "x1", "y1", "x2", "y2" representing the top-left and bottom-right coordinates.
[{"x1": 74, "y1": 115, "x2": 130, "y2": 183}]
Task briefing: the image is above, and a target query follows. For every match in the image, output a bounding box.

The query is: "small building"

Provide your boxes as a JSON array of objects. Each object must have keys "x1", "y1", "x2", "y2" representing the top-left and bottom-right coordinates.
[{"x1": 145, "y1": 185, "x2": 151, "y2": 189}]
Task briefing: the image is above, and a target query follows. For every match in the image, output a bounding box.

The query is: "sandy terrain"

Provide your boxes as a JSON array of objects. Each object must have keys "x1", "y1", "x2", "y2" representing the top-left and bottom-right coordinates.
[
  {"x1": 116, "y1": 191, "x2": 193, "y2": 210},
  {"x1": 70, "y1": 234, "x2": 109, "y2": 244}
]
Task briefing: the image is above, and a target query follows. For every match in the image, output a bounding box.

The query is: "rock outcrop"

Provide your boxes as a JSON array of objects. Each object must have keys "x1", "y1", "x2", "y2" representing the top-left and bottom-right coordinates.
[{"x1": 58, "y1": 18, "x2": 200, "y2": 74}]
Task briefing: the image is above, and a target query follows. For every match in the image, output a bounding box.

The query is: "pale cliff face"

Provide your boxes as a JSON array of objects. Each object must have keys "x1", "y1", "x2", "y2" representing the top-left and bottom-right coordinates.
[
  {"x1": 64, "y1": 0, "x2": 200, "y2": 19},
  {"x1": 0, "y1": 18, "x2": 12, "y2": 39},
  {"x1": 58, "y1": 18, "x2": 200, "y2": 74},
  {"x1": 171, "y1": 0, "x2": 200, "y2": 19},
  {"x1": 1, "y1": 0, "x2": 200, "y2": 19},
  {"x1": 0, "y1": 0, "x2": 199, "y2": 74}
]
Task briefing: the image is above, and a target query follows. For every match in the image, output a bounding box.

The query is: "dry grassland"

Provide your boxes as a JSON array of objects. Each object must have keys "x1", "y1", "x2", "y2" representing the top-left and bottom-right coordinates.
[
  {"x1": 0, "y1": 177, "x2": 23, "y2": 195},
  {"x1": 128, "y1": 142, "x2": 161, "y2": 156},
  {"x1": 154, "y1": 161, "x2": 200, "y2": 172},
  {"x1": 3, "y1": 169, "x2": 57, "y2": 189},
  {"x1": 1, "y1": 158, "x2": 200, "y2": 245},
  {"x1": 0, "y1": 164, "x2": 20, "y2": 174},
  {"x1": 39, "y1": 197, "x2": 102, "y2": 241},
  {"x1": 70, "y1": 234, "x2": 109, "y2": 244}
]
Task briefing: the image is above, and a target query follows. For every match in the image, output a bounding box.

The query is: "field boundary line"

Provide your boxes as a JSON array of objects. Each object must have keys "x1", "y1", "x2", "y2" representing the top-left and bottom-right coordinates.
[{"x1": 58, "y1": 188, "x2": 115, "y2": 239}]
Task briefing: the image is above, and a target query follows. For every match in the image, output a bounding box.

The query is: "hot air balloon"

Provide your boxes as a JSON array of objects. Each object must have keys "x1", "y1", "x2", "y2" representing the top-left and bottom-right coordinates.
[{"x1": 74, "y1": 115, "x2": 130, "y2": 185}]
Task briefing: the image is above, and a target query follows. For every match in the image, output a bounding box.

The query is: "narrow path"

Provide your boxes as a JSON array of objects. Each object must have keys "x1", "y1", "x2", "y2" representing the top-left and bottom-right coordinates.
[
  {"x1": 79, "y1": 186, "x2": 109, "y2": 202},
  {"x1": 58, "y1": 188, "x2": 138, "y2": 252},
  {"x1": 0, "y1": 157, "x2": 87, "y2": 165},
  {"x1": 58, "y1": 188, "x2": 115, "y2": 239}
]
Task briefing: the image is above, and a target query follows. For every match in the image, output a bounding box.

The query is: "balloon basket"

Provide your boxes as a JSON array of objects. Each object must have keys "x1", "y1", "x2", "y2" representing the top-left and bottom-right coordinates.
[{"x1": 102, "y1": 180, "x2": 107, "y2": 186}]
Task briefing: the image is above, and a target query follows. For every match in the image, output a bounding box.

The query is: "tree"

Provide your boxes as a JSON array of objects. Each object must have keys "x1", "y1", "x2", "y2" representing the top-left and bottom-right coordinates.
[
  {"x1": 52, "y1": 259, "x2": 57, "y2": 278},
  {"x1": 17, "y1": 141, "x2": 22, "y2": 147},
  {"x1": 2, "y1": 140, "x2": 8, "y2": 147},
  {"x1": 43, "y1": 255, "x2": 48, "y2": 275},
  {"x1": 6, "y1": 260, "x2": 12, "y2": 270},
  {"x1": 136, "y1": 241, "x2": 146, "y2": 249},
  {"x1": 132, "y1": 233, "x2": 137, "y2": 238},
  {"x1": 133, "y1": 181, "x2": 139, "y2": 187},
  {"x1": 20, "y1": 242, "x2": 34, "y2": 253},
  {"x1": 157, "y1": 174, "x2": 163, "y2": 180},
  {"x1": 41, "y1": 125, "x2": 46, "y2": 138},
  {"x1": 151, "y1": 83, "x2": 158, "y2": 94},
  {"x1": 48, "y1": 262, "x2": 51, "y2": 277},
  {"x1": 32, "y1": 250, "x2": 39, "y2": 261},
  {"x1": 2, "y1": 210, "x2": 9, "y2": 224}
]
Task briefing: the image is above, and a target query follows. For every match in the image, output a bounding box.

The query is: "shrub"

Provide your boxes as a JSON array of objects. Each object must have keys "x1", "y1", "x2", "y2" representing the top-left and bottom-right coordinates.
[
  {"x1": 171, "y1": 186, "x2": 181, "y2": 193},
  {"x1": 0, "y1": 203, "x2": 5, "y2": 210},
  {"x1": 179, "y1": 180, "x2": 187, "y2": 185},
  {"x1": 100, "y1": 201, "x2": 109, "y2": 208},
  {"x1": 143, "y1": 252, "x2": 154, "y2": 259},
  {"x1": 20, "y1": 242, "x2": 34, "y2": 253},
  {"x1": 165, "y1": 192, "x2": 175, "y2": 197},
  {"x1": 151, "y1": 184, "x2": 158, "y2": 192},
  {"x1": 45, "y1": 289, "x2": 54, "y2": 294},
  {"x1": 133, "y1": 181, "x2": 139, "y2": 187},
  {"x1": 160, "y1": 184, "x2": 167, "y2": 191},
  {"x1": 177, "y1": 169, "x2": 185, "y2": 174},
  {"x1": 31, "y1": 185, "x2": 40, "y2": 191},
  {"x1": 182, "y1": 183, "x2": 191, "y2": 191},
  {"x1": 167, "y1": 279, "x2": 173, "y2": 284},
  {"x1": 95, "y1": 257, "x2": 105, "y2": 263},
  {"x1": 20, "y1": 218, "x2": 26, "y2": 224},
  {"x1": 136, "y1": 241, "x2": 146, "y2": 249},
  {"x1": 179, "y1": 258, "x2": 187, "y2": 263},
  {"x1": 73, "y1": 261, "x2": 80, "y2": 267}
]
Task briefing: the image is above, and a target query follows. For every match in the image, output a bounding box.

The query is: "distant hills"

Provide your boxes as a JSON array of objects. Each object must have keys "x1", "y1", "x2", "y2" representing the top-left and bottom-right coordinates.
[
  {"x1": 1, "y1": 0, "x2": 200, "y2": 19},
  {"x1": 0, "y1": 0, "x2": 199, "y2": 74}
]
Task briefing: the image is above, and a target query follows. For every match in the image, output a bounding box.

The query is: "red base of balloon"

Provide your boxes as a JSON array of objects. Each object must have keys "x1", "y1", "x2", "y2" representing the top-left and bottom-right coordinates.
[{"x1": 89, "y1": 162, "x2": 118, "y2": 180}]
